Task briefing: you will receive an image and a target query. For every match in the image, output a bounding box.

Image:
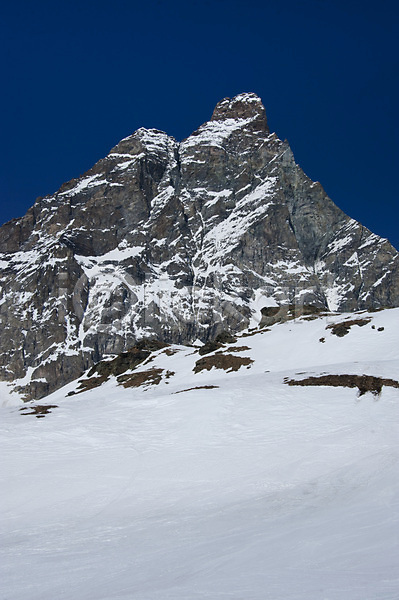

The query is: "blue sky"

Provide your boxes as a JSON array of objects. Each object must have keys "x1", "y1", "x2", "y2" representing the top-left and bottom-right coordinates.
[{"x1": 1, "y1": 0, "x2": 398, "y2": 249}]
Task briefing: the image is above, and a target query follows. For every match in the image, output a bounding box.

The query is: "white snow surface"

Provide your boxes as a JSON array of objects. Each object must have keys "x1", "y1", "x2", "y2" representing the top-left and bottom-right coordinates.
[
  {"x1": 181, "y1": 117, "x2": 257, "y2": 151},
  {"x1": 1, "y1": 309, "x2": 399, "y2": 599}
]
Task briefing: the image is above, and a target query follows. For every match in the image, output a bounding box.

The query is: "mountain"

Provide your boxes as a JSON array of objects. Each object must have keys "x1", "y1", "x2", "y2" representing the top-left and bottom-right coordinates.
[
  {"x1": 0, "y1": 92, "x2": 398, "y2": 399},
  {"x1": 1, "y1": 308, "x2": 399, "y2": 599}
]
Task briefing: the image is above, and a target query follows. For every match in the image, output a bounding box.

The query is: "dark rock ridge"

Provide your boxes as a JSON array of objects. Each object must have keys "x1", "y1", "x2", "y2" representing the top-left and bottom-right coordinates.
[{"x1": 0, "y1": 92, "x2": 398, "y2": 399}]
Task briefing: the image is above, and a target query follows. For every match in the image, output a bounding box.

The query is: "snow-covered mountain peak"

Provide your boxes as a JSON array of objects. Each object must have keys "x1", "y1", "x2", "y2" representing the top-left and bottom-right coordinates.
[{"x1": 0, "y1": 94, "x2": 398, "y2": 400}]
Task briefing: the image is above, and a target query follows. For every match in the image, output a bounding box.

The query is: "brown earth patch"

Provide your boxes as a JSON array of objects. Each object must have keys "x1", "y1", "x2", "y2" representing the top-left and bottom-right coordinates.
[
  {"x1": 175, "y1": 385, "x2": 219, "y2": 394},
  {"x1": 88, "y1": 339, "x2": 168, "y2": 378},
  {"x1": 117, "y1": 368, "x2": 175, "y2": 388},
  {"x1": 326, "y1": 318, "x2": 371, "y2": 337},
  {"x1": 163, "y1": 348, "x2": 180, "y2": 356},
  {"x1": 117, "y1": 368, "x2": 163, "y2": 388},
  {"x1": 241, "y1": 328, "x2": 271, "y2": 338},
  {"x1": 194, "y1": 353, "x2": 253, "y2": 374},
  {"x1": 20, "y1": 404, "x2": 58, "y2": 418},
  {"x1": 227, "y1": 346, "x2": 251, "y2": 353},
  {"x1": 67, "y1": 339, "x2": 169, "y2": 395},
  {"x1": 285, "y1": 374, "x2": 399, "y2": 396},
  {"x1": 68, "y1": 375, "x2": 108, "y2": 395}
]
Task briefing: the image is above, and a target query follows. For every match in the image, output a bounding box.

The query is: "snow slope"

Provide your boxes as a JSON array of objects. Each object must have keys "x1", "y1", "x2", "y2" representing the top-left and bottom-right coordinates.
[{"x1": 1, "y1": 309, "x2": 399, "y2": 599}]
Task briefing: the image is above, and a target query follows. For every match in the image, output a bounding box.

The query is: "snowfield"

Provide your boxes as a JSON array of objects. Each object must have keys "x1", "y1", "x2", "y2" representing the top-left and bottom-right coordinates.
[{"x1": 1, "y1": 309, "x2": 399, "y2": 599}]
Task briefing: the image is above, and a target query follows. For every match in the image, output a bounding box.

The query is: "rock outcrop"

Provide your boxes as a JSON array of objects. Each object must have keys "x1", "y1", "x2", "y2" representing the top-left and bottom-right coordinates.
[{"x1": 0, "y1": 92, "x2": 398, "y2": 398}]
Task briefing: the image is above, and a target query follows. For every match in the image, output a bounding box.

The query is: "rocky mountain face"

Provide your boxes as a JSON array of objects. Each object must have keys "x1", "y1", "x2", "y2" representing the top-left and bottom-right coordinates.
[{"x1": 1, "y1": 92, "x2": 398, "y2": 399}]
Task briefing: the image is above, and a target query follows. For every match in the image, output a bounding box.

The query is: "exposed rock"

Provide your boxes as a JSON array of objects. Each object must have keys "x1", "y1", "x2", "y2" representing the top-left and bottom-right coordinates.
[
  {"x1": 259, "y1": 304, "x2": 324, "y2": 327},
  {"x1": 198, "y1": 331, "x2": 237, "y2": 355},
  {"x1": 117, "y1": 368, "x2": 173, "y2": 389},
  {"x1": 193, "y1": 353, "x2": 254, "y2": 374},
  {"x1": 69, "y1": 339, "x2": 168, "y2": 394},
  {"x1": 326, "y1": 318, "x2": 372, "y2": 337},
  {"x1": 285, "y1": 374, "x2": 399, "y2": 396},
  {"x1": 175, "y1": 385, "x2": 219, "y2": 394},
  {"x1": 19, "y1": 404, "x2": 58, "y2": 418},
  {"x1": 1, "y1": 92, "x2": 398, "y2": 399}
]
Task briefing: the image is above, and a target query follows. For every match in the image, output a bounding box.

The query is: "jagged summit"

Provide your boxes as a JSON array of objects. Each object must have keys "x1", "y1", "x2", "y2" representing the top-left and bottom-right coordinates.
[
  {"x1": 0, "y1": 93, "x2": 398, "y2": 399},
  {"x1": 109, "y1": 127, "x2": 174, "y2": 156},
  {"x1": 210, "y1": 92, "x2": 269, "y2": 132}
]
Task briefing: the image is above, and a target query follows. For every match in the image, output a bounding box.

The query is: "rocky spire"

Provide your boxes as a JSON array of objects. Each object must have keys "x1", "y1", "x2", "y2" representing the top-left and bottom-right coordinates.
[{"x1": 210, "y1": 93, "x2": 269, "y2": 133}]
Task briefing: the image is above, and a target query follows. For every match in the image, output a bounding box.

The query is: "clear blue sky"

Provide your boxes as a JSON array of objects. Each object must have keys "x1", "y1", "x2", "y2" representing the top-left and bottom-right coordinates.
[{"x1": 1, "y1": 0, "x2": 398, "y2": 249}]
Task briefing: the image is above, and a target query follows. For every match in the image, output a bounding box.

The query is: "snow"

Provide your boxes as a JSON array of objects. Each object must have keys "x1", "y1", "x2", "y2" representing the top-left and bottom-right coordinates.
[
  {"x1": 344, "y1": 251, "x2": 360, "y2": 267},
  {"x1": 59, "y1": 174, "x2": 101, "y2": 197},
  {"x1": 204, "y1": 189, "x2": 233, "y2": 207},
  {"x1": 112, "y1": 157, "x2": 141, "y2": 170},
  {"x1": 135, "y1": 128, "x2": 174, "y2": 155},
  {"x1": 150, "y1": 185, "x2": 175, "y2": 213},
  {"x1": 372, "y1": 271, "x2": 390, "y2": 288},
  {"x1": 196, "y1": 178, "x2": 277, "y2": 264},
  {"x1": 327, "y1": 234, "x2": 353, "y2": 254},
  {"x1": 76, "y1": 245, "x2": 144, "y2": 270},
  {"x1": 358, "y1": 233, "x2": 382, "y2": 250},
  {"x1": 1, "y1": 309, "x2": 399, "y2": 600},
  {"x1": 108, "y1": 152, "x2": 138, "y2": 158},
  {"x1": 323, "y1": 279, "x2": 354, "y2": 312},
  {"x1": 12, "y1": 366, "x2": 37, "y2": 387},
  {"x1": 272, "y1": 259, "x2": 308, "y2": 274},
  {"x1": 324, "y1": 285, "x2": 343, "y2": 312},
  {"x1": 181, "y1": 116, "x2": 259, "y2": 153},
  {"x1": 0, "y1": 381, "x2": 21, "y2": 407},
  {"x1": 248, "y1": 289, "x2": 279, "y2": 327}
]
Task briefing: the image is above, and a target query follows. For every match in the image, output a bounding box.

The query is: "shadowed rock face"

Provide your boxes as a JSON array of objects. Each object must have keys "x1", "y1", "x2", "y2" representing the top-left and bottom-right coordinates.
[{"x1": 1, "y1": 92, "x2": 398, "y2": 399}]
